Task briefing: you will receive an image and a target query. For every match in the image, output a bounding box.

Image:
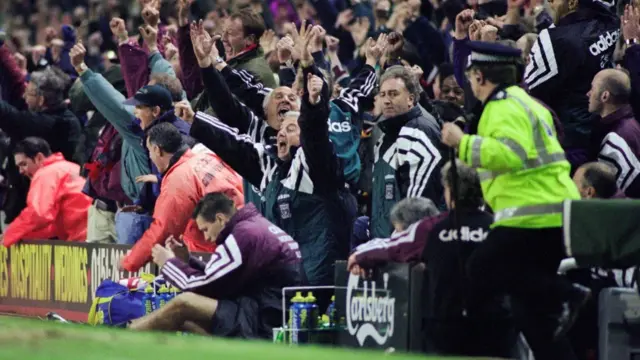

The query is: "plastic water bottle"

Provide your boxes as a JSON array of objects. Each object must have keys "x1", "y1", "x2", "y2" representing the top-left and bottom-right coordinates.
[
  {"x1": 142, "y1": 286, "x2": 156, "y2": 314},
  {"x1": 289, "y1": 292, "x2": 306, "y2": 344},
  {"x1": 304, "y1": 292, "x2": 319, "y2": 331},
  {"x1": 156, "y1": 285, "x2": 169, "y2": 308},
  {"x1": 327, "y1": 295, "x2": 336, "y2": 327},
  {"x1": 169, "y1": 286, "x2": 180, "y2": 301}
]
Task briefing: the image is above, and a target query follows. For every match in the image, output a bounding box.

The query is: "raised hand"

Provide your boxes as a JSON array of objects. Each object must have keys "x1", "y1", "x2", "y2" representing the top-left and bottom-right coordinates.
[
  {"x1": 138, "y1": 0, "x2": 161, "y2": 10},
  {"x1": 294, "y1": 20, "x2": 313, "y2": 64},
  {"x1": 139, "y1": 24, "x2": 159, "y2": 52},
  {"x1": 309, "y1": 25, "x2": 326, "y2": 53},
  {"x1": 468, "y1": 19, "x2": 486, "y2": 41},
  {"x1": 175, "y1": 100, "x2": 195, "y2": 123},
  {"x1": 406, "y1": 64, "x2": 424, "y2": 80},
  {"x1": 622, "y1": 4, "x2": 640, "y2": 43},
  {"x1": 177, "y1": 0, "x2": 194, "y2": 27},
  {"x1": 276, "y1": 36, "x2": 295, "y2": 63},
  {"x1": 190, "y1": 20, "x2": 214, "y2": 67},
  {"x1": 260, "y1": 29, "x2": 277, "y2": 54},
  {"x1": 69, "y1": 42, "x2": 87, "y2": 71},
  {"x1": 454, "y1": 9, "x2": 475, "y2": 40},
  {"x1": 163, "y1": 35, "x2": 179, "y2": 60},
  {"x1": 480, "y1": 24, "x2": 498, "y2": 42},
  {"x1": 365, "y1": 32, "x2": 388, "y2": 64},
  {"x1": 307, "y1": 73, "x2": 324, "y2": 105},
  {"x1": 326, "y1": 35, "x2": 340, "y2": 54},
  {"x1": 141, "y1": 4, "x2": 160, "y2": 27},
  {"x1": 109, "y1": 18, "x2": 128, "y2": 44}
]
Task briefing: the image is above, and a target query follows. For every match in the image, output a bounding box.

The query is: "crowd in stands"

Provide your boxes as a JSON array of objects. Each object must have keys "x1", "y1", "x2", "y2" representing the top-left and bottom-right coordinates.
[{"x1": 1, "y1": 0, "x2": 640, "y2": 357}]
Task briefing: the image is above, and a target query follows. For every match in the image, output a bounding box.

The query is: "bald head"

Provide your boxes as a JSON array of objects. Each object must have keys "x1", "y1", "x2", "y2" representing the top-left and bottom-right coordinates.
[
  {"x1": 573, "y1": 162, "x2": 618, "y2": 199},
  {"x1": 599, "y1": 69, "x2": 631, "y2": 104},
  {"x1": 588, "y1": 69, "x2": 631, "y2": 116}
]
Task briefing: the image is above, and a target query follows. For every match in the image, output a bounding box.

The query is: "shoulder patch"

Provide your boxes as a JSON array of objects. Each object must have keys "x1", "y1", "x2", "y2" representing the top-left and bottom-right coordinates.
[{"x1": 494, "y1": 90, "x2": 507, "y2": 100}]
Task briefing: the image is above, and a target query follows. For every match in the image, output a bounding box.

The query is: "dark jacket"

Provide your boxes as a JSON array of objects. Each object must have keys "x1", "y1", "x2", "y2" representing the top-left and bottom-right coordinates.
[
  {"x1": 189, "y1": 65, "x2": 353, "y2": 286},
  {"x1": 198, "y1": 65, "x2": 277, "y2": 209},
  {"x1": 370, "y1": 106, "x2": 445, "y2": 239},
  {"x1": 590, "y1": 105, "x2": 640, "y2": 198},
  {"x1": 0, "y1": 101, "x2": 83, "y2": 221},
  {"x1": 524, "y1": 7, "x2": 620, "y2": 151},
  {"x1": 160, "y1": 204, "x2": 303, "y2": 338},
  {"x1": 190, "y1": 44, "x2": 277, "y2": 114},
  {"x1": 622, "y1": 44, "x2": 640, "y2": 119},
  {"x1": 229, "y1": 62, "x2": 377, "y2": 187}
]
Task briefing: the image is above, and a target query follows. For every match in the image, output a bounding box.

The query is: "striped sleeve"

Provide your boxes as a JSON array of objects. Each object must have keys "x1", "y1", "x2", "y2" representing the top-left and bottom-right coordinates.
[
  {"x1": 221, "y1": 66, "x2": 272, "y2": 119},
  {"x1": 333, "y1": 64, "x2": 377, "y2": 114},
  {"x1": 524, "y1": 29, "x2": 559, "y2": 91},
  {"x1": 353, "y1": 214, "x2": 443, "y2": 268},
  {"x1": 161, "y1": 235, "x2": 243, "y2": 291},
  {"x1": 598, "y1": 132, "x2": 640, "y2": 192},
  {"x1": 192, "y1": 111, "x2": 266, "y2": 187},
  {"x1": 396, "y1": 126, "x2": 442, "y2": 198}
]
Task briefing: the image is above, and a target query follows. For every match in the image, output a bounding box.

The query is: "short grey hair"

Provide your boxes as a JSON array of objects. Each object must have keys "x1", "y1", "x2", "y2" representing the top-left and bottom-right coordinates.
[
  {"x1": 389, "y1": 197, "x2": 439, "y2": 231},
  {"x1": 29, "y1": 67, "x2": 70, "y2": 108},
  {"x1": 261, "y1": 87, "x2": 302, "y2": 111},
  {"x1": 441, "y1": 160, "x2": 484, "y2": 209},
  {"x1": 380, "y1": 66, "x2": 421, "y2": 104}
]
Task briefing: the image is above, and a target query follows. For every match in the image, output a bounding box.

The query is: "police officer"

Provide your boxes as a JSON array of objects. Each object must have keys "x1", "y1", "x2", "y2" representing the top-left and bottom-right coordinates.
[{"x1": 441, "y1": 41, "x2": 591, "y2": 360}]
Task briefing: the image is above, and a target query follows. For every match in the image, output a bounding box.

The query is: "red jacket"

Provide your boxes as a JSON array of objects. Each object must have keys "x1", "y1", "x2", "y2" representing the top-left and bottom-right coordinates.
[
  {"x1": 4, "y1": 153, "x2": 92, "y2": 246},
  {"x1": 121, "y1": 147, "x2": 244, "y2": 272}
]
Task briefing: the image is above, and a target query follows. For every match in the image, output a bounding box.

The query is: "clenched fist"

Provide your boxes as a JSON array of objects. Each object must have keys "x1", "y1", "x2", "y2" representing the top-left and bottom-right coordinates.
[
  {"x1": 142, "y1": 5, "x2": 160, "y2": 27},
  {"x1": 307, "y1": 73, "x2": 323, "y2": 105},
  {"x1": 109, "y1": 18, "x2": 128, "y2": 44},
  {"x1": 175, "y1": 100, "x2": 195, "y2": 123},
  {"x1": 441, "y1": 122, "x2": 465, "y2": 148},
  {"x1": 69, "y1": 43, "x2": 87, "y2": 71}
]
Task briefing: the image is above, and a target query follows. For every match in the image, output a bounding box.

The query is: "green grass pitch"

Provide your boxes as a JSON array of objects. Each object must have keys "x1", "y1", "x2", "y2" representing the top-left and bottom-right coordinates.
[{"x1": 0, "y1": 316, "x2": 495, "y2": 360}]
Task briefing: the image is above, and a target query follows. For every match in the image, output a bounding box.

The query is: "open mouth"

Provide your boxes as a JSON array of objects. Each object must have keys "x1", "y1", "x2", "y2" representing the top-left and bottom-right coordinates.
[
  {"x1": 277, "y1": 104, "x2": 291, "y2": 119},
  {"x1": 277, "y1": 140, "x2": 287, "y2": 153}
]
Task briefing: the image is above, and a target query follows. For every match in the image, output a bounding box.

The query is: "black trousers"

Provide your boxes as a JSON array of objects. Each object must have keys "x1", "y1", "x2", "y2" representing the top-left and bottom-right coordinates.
[
  {"x1": 425, "y1": 318, "x2": 518, "y2": 358},
  {"x1": 466, "y1": 226, "x2": 578, "y2": 360}
]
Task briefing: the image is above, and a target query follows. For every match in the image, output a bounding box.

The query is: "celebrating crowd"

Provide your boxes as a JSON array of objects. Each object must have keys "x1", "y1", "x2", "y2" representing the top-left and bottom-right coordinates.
[{"x1": 1, "y1": 0, "x2": 640, "y2": 357}]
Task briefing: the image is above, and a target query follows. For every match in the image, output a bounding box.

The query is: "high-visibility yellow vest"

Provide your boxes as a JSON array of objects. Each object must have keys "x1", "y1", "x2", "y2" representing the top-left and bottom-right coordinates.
[{"x1": 458, "y1": 86, "x2": 580, "y2": 228}]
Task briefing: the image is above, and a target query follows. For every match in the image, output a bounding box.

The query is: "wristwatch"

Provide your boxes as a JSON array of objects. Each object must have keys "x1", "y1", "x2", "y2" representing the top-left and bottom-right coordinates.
[{"x1": 214, "y1": 56, "x2": 225, "y2": 64}]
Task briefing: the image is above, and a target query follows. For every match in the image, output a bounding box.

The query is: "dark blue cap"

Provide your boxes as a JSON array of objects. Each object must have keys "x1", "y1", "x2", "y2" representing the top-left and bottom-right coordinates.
[
  {"x1": 466, "y1": 41, "x2": 522, "y2": 69},
  {"x1": 123, "y1": 85, "x2": 173, "y2": 110}
]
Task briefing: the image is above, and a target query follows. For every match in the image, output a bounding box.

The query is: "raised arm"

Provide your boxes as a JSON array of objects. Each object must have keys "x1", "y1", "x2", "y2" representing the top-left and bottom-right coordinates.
[
  {"x1": 175, "y1": 101, "x2": 266, "y2": 188},
  {"x1": 0, "y1": 44, "x2": 27, "y2": 107},
  {"x1": 70, "y1": 43, "x2": 145, "y2": 150},
  {"x1": 299, "y1": 65, "x2": 342, "y2": 194},
  {"x1": 190, "y1": 21, "x2": 259, "y2": 134}
]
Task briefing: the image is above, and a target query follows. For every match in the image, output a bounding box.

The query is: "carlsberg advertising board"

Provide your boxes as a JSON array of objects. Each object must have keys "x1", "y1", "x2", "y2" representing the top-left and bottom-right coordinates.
[{"x1": 335, "y1": 261, "x2": 411, "y2": 350}]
